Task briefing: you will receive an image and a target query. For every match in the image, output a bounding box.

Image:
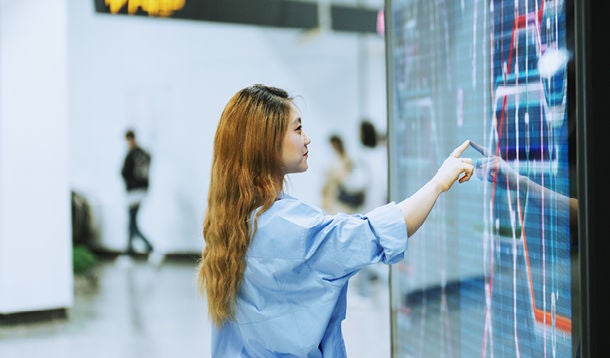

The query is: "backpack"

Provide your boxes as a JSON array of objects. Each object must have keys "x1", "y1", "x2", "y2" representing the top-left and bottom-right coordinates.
[{"x1": 132, "y1": 148, "x2": 151, "y2": 181}]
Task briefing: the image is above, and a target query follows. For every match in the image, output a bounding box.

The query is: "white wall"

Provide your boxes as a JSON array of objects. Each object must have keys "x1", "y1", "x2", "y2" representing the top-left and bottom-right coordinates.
[
  {"x1": 0, "y1": 0, "x2": 72, "y2": 313},
  {"x1": 68, "y1": 1, "x2": 387, "y2": 254}
]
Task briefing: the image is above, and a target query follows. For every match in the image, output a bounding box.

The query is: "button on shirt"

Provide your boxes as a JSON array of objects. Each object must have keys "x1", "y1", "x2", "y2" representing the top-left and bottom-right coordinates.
[{"x1": 211, "y1": 193, "x2": 408, "y2": 357}]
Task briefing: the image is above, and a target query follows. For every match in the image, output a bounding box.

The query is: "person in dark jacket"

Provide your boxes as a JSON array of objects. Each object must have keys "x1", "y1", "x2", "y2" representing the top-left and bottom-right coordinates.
[{"x1": 121, "y1": 129, "x2": 154, "y2": 258}]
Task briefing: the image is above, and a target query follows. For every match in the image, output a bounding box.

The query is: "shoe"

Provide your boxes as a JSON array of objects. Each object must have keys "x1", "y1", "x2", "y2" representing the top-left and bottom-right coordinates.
[
  {"x1": 148, "y1": 252, "x2": 165, "y2": 267},
  {"x1": 115, "y1": 254, "x2": 134, "y2": 268}
]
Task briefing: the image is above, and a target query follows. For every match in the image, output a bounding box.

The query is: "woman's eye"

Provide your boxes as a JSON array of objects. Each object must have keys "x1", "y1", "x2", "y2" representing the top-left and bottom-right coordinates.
[{"x1": 296, "y1": 125, "x2": 302, "y2": 131}]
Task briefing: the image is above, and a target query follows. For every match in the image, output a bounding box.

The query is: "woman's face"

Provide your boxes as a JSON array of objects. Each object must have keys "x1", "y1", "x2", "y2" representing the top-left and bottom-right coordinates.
[{"x1": 280, "y1": 104, "x2": 311, "y2": 174}]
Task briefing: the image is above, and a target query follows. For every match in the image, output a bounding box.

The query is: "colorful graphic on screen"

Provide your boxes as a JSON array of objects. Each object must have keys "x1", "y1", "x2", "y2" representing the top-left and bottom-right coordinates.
[{"x1": 386, "y1": 0, "x2": 573, "y2": 356}]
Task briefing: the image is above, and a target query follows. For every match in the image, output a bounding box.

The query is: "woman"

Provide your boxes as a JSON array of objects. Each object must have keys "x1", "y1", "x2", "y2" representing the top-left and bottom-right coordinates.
[
  {"x1": 321, "y1": 134, "x2": 366, "y2": 214},
  {"x1": 198, "y1": 84, "x2": 474, "y2": 356}
]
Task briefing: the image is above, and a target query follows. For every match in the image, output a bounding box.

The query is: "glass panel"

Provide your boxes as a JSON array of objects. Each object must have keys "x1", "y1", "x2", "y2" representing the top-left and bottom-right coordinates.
[{"x1": 385, "y1": 0, "x2": 575, "y2": 356}]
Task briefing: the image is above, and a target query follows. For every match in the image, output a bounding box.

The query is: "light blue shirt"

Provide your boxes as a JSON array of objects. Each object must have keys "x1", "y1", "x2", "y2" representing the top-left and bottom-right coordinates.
[{"x1": 211, "y1": 193, "x2": 408, "y2": 357}]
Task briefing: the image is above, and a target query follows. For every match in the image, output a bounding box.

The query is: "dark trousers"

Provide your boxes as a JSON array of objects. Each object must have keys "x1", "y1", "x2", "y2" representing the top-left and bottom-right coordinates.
[{"x1": 127, "y1": 203, "x2": 153, "y2": 255}]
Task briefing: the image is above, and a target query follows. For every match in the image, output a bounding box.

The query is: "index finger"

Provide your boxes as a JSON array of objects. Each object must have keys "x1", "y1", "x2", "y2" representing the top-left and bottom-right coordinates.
[
  {"x1": 450, "y1": 140, "x2": 471, "y2": 158},
  {"x1": 470, "y1": 140, "x2": 490, "y2": 157}
]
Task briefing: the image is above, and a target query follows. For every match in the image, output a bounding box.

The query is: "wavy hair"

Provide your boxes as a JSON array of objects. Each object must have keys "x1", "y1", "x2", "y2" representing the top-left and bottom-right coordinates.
[{"x1": 198, "y1": 84, "x2": 293, "y2": 327}]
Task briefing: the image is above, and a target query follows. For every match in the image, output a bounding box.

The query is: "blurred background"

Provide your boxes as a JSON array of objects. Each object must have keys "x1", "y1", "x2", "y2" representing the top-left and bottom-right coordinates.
[{"x1": 0, "y1": 0, "x2": 390, "y2": 357}]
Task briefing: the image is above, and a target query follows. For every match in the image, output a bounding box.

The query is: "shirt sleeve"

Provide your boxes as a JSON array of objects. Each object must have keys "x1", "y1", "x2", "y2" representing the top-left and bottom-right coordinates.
[
  {"x1": 304, "y1": 202, "x2": 407, "y2": 281},
  {"x1": 250, "y1": 196, "x2": 408, "y2": 282}
]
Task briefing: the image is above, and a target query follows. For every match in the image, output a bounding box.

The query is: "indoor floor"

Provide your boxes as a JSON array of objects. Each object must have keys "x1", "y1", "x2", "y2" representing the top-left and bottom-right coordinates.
[{"x1": 0, "y1": 256, "x2": 390, "y2": 358}]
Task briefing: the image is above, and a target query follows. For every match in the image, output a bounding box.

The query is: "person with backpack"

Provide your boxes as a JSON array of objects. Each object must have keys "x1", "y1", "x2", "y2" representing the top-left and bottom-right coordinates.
[{"x1": 120, "y1": 129, "x2": 154, "y2": 260}]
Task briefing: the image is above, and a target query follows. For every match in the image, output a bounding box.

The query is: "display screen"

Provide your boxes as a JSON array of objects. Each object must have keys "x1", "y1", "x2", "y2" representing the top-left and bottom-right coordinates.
[{"x1": 385, "y1": 0, "x2": 575, "y2": 356}]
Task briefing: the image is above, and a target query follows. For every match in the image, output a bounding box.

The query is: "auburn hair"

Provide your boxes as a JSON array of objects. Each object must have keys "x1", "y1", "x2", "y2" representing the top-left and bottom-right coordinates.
[{"x1": 198, "y1": 84, "x2": 293, "y2": 326}]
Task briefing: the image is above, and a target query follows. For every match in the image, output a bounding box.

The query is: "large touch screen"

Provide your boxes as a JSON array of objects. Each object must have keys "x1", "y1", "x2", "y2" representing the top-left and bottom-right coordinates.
[{"x1": 385, "y1": 0, "x2": 575, "y2": 356}]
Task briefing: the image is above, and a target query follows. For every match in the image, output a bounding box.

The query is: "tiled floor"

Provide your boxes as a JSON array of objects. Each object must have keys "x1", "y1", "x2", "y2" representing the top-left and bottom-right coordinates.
[{"x1": 0, "y1": 256, "x2": 390, "y2": 358}]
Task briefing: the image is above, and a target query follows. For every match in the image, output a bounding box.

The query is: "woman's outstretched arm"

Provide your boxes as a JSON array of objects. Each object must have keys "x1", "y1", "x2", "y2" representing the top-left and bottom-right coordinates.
[{"x1": 397, "y1": 140, "x2": 474, "y2": 237}]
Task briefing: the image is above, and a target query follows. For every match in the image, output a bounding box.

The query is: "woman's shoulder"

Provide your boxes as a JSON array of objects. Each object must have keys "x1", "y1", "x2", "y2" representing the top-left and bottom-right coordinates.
[
  {"x1": 252, "y1": 194, "x2": 327, "y2": 229},
  {"x1": 251, "y1": 195, "x2": 328, "y2": 252},
  {"x1": 274, "y1": 194, "x2": 322, "y2": 214}
]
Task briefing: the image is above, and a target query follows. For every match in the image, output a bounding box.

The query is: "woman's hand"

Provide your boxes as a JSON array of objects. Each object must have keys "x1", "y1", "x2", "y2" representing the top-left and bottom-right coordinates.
[
  {"x1": 433, "y1": 140, "x2": 474, "y2": 192},
  {"x1": 398, "y1": 140, "x2": 474, "y2": 237}
]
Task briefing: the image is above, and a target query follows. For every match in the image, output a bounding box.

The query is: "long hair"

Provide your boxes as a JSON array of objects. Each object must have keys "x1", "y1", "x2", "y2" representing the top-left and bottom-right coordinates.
[{"x1": 198, "y1": 84, "x2": 293, "y2": 327}]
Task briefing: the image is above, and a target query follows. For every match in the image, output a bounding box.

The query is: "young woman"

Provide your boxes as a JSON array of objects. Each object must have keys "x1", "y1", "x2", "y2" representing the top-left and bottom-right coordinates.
[
  {"x1": 198, "y1": 84, "x2": 474, "y2": 357},
  {"x1": 321, "y1": 134, "x2": 366, "y2": 214}
]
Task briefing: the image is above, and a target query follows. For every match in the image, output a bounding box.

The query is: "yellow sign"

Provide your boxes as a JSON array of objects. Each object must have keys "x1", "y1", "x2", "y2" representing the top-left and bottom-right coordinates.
[{"x1": 105, "y1": 0, "x2": 185, "y2": 17}]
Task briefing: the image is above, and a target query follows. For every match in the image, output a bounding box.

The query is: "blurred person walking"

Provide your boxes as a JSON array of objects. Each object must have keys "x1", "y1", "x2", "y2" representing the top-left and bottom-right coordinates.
[
  {"x1": 119, "y1": 129, "x2": 155, "y2": 265},
  {"x1": 198, "y1": 84, "x2": 474, "y2": 357},
  {"x1": 359, "y1": 119, "x2": 388, "y2": 210}
]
